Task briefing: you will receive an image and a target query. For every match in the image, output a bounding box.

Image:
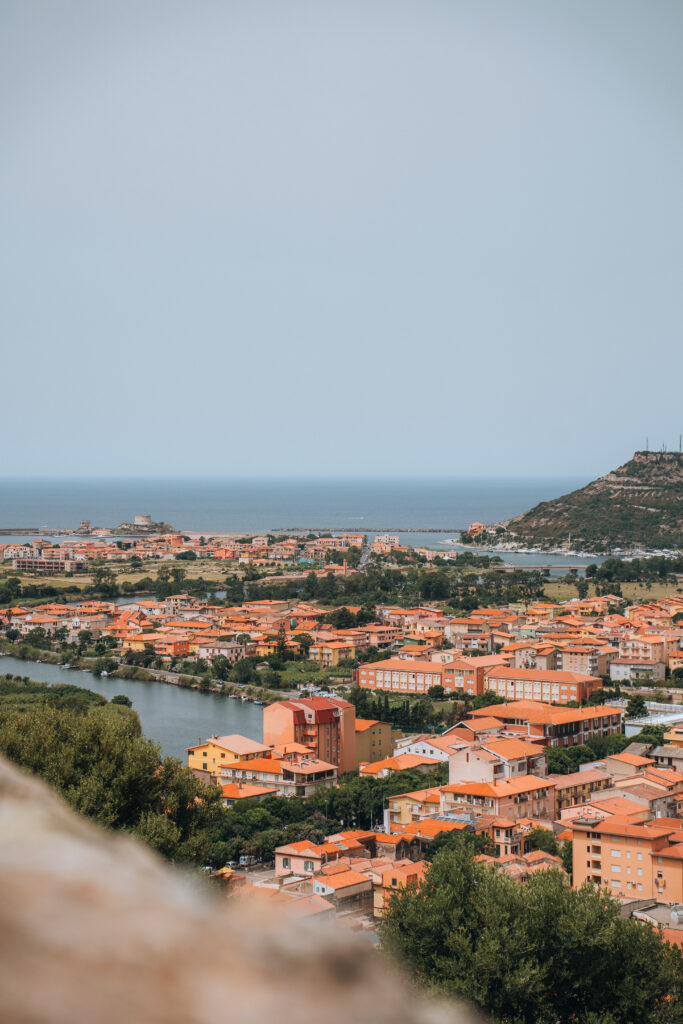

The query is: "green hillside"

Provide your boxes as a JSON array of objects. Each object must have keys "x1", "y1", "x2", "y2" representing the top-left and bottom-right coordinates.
[{"x1": 505, "y1": 451, "x2": 683, "y2": 552}]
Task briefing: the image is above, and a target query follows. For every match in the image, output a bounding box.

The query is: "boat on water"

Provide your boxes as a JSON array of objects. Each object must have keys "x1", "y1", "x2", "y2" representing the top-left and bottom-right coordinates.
[
  {"x1": 60, "y1": 664, "x2": 70, "y2": 669},
  {"x1": 253, "y1": 700, "x2": 264, "y2": 705}
]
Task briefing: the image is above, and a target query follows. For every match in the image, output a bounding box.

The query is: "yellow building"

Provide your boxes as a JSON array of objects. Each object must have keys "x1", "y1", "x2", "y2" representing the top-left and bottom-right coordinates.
[
  {"x1": 309, "y1": 641, "x2": 357, "y2": 667},
  {"x1": 120, "y1": 634, "x2": 154, "y2": 652},
  {"x1": 664, "y1": 725, "x2": 683, "y2": 749},
  {"x1": 186, "y1": 734, "x2": 272, "y2": 783},
  {"x1": 387, "y1": 787, "x2": 442, "y2": 827},
  {"x1": 354, "y1": 719, "x2": 401, "y2": 770}
]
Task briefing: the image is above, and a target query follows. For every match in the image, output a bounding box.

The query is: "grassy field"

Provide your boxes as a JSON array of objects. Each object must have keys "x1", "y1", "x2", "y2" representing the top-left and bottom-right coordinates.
[
  {"x1": 543, "y1": 579, "x2": 683, "y2": 603},
  {"x1": 0, "y1": 557, "x2": 292, "y2": 592}
]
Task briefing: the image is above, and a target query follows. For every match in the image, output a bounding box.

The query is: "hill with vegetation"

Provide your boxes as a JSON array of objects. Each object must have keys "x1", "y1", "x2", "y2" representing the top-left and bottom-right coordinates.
[{"x1": 505, "y1": 451, "x2": 683, "y2": 552}]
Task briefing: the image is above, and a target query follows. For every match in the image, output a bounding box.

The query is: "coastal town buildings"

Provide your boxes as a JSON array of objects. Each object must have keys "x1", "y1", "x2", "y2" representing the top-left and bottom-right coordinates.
[{"x1": 263, "y1": 697, "x2": 356, "y2": 774}]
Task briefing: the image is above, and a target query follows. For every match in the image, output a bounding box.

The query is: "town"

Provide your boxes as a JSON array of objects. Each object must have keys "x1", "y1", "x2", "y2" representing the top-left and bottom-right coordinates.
[{"x1": 3, "y1": 521, "x2": 683, "y2": 951}]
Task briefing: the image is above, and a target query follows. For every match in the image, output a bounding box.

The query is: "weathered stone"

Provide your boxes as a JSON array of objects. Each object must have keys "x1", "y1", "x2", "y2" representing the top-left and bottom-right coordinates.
[{"x1": 0, "y1": 756, "x2": 478, "y2": 1024}]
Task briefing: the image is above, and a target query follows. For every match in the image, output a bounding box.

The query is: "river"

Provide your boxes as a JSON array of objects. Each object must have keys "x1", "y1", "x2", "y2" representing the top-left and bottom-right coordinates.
[{"x1": 0, "y1": 656, "x2": 263, "y2": 761}]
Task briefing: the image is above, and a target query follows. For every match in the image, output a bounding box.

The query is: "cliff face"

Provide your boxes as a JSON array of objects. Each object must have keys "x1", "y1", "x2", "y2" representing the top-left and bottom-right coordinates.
[{"x1": 507, "y1": 452, "x2": 683, "y2": 551}]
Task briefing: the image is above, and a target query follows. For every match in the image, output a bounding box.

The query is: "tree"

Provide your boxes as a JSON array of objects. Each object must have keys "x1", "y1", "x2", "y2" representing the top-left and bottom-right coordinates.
[
  {"x1": 276, "y1": 622, "x2": 288, "y2": 661},
  {"x1": 91, "y1": 566, "x2": 118, "y2": 598},
  {"x1": 525, "y1": 826, "x2": 559, "y2": 856},
  {"x1": 231, "y1": 658, "x2": 257, "y2": 685},
  {"x1": 381, "y1": 844, "x2": 683, "y2": 1024},
  {"x1": 0, "y1": 703, "x2": 225, "y2": 865},
  {"x1": 77, "y1": 629, "x2": 93, "y2": 652},
  {"x1": 293, "y1": 633, "x2": 313, "y2": 655},
  {"x1": 626, "y1": 694, "x2": 648, "y2": 719},
  {"x1": 423, "y1": 830, "x2": 493, "y2": 861},
  {"x1": 110, "y1": 694, "x2": 133, "y2": 707},
  {"x1": 212, "y1": 655, "x2": 231, "y2": 681}
]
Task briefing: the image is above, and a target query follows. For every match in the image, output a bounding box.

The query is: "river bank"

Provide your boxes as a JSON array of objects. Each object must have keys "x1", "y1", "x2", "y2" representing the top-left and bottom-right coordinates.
[{"x1": 0, "y1": 654, "x2": 265, "y2": 760}]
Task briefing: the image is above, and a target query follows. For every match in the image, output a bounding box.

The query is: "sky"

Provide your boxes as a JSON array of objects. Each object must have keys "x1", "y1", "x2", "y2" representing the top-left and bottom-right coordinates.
[{"x1": 2, "y1": 0, "x2": 682, "y2": 479}]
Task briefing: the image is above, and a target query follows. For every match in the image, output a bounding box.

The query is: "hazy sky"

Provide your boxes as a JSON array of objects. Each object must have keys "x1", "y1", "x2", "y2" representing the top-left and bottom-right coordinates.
[{"x1": 2, "y1": 1, "x2": 682, "y2": 478}]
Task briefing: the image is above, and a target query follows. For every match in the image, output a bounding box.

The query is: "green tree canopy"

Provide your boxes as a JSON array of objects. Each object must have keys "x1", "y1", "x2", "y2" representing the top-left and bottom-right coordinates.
[{"x1": 380, "y1": 843, "x2": 683, "y2": 1024}]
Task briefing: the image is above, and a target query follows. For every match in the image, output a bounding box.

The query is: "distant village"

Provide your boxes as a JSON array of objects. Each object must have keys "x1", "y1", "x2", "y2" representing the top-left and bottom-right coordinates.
[
  {"x1": 3, "y1": 515, "x2": 683, "y2": 942},
  {"x1": 1, "y1": 522, "x2": 446, "y2": 572}
]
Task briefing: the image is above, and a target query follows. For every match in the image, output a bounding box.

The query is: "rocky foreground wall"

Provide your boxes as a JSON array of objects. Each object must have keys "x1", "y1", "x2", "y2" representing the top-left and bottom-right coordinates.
[{"x1": 0, "y1": 755, "x2": 478, "y2": 1024}]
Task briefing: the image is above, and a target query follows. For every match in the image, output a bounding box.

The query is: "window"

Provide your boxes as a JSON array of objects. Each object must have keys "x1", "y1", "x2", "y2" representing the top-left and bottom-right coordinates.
[
  {"x1": 202, "y1": 763, "x2": 207, "y2": 770},
  {"x1": 610, "y1": 850, "x2": 620, "y2": 858},
  {"x1": 304, "y1": 860, "x2": 314, "y2": 871},
  {"x1": 282, "y1": 857, "x2": 290, "y2": 868},
  {"x1": 611, "y1": 865, "x2": 620, "y2": 873}
]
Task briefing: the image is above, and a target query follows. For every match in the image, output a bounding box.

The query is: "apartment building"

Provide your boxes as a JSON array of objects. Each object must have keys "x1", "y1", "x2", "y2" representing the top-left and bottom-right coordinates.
[
  {"x1": 386, "y1": 788, "x2": 442, "y2": 827},
  {"x1": 571, "y1": 818, "x2": 683, "y2": 900},
  {"x1": 609, "y1": 658, "x2": 666, "y2": 683},
  {"x1": 440, "y1": 776, "x2": 556, "y2": 822},
  {"x1": 354, "y1": 719, "x2": 398, "y2": 768},
  {"x1": 263, "y1": 697, "x2": 356, "y2": 774},
  {"x1": 484, "y1": 667, "x2": 602, "y2": 705},
  {"x1": 220, "y1": 752, "x2": 338, "y2": 798},
  {"x1": 467, "y1": 701, "x2": 624, "y2": 748},
  {"x1": 558, "y1": 646, "x2": 614, "y2": 677},
  {"x1": 548, "y1": 769, "x2": 612, "y2": 812},
  {"x1": 448, "y1": 737, "x2": 547, "y2": 785},
  {"x1": 354, "y1": 657, "x2": 485, "y2": 697},
  {"x1": 186, "y1": 734, "x2": 272, "y2": 783}
]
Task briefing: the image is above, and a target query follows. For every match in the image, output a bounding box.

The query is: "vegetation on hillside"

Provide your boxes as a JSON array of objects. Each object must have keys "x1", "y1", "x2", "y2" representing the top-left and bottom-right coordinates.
[{"x1": 507, "y1": 451, "x2": 683, "y2": 551}]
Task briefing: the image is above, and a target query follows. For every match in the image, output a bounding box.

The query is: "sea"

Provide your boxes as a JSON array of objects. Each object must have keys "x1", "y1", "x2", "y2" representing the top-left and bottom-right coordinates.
[{"x1": 0, "y1": 477, "x2": 586, "y2": 537}]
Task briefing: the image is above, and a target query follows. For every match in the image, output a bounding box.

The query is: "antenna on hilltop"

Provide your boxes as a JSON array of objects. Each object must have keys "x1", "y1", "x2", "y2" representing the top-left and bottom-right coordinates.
[
  {"x1": 679, "y1": 434, "x2": 682, "y2": 453},
  {"x1": 645, "y1": 436, "x2": 649, "y2": 451}
]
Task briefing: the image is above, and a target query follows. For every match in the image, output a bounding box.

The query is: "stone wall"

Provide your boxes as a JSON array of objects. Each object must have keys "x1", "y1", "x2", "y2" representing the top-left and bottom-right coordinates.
[{"x1": 0, "y1": 755, "x2": 479, "y2": 1024}]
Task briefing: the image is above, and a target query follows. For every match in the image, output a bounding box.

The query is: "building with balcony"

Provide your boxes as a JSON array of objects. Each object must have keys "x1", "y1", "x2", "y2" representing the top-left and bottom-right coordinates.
[{"x1": 263, "y1": 697, "x2": 356, "y2": 774}]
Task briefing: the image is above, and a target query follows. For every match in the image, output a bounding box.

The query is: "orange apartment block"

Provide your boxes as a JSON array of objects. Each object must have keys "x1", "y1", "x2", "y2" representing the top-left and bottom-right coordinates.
[
  {"x1": 354, "y1": 657, "x2": 486, "y2": 696},
  {"x1": 571, "y1": 817, "x2": 683, "y2": 900},
  {"x1": 467, "y1": 701, "x2": 624, "y2": 748},
  {"x1": 263, "y1": 697, "x2": 356, "y2": 774},
  {"x1": 484, "y1": 667, "x2": 603, "y2": 704},
  {"x1": 440, "y1": 775, "x2": 556, "y2": 822}
]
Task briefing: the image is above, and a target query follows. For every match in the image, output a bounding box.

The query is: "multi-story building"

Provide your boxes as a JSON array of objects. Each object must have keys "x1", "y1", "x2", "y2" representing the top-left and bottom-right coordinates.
[
  {"x1": 186, "y1": 734, "x2": 272, "y2": 783},
  {"x1": 467, "y1": 701, "x2": 624, "y2": 748},
  {"x1": 548, "y1": 769, "x2": 612, "y2": 812},
  {"x1": 484, "y1": 667, "x2": 602, "y2": 705},
  {"x1": 386, "y1": 787, "x2": 442, "y2": 827},
  {"x1": 354, "y1": 719, "x2": 399, "y2": 768},
  {"x1": 609, "y1": 658, "x2": 666, "y2": 683},
  {"x1": 571, "y1": 817, "x2": 683, "y2": 900},
  {"x1": 220, "y1": 752, "x2": 337, "y2": 798},
  {"x1": 354, "y1": 657, "x2": 485, "y2": 697},
  {"x1": 558, "y1": 646, "x2": 614, "y2": 677},
  {"x1": 440, "y1": 776, "x2": 556, "y2": 822},
  {"x1": 263, "y1": 697, "x2": 356, "y2": 774},
  {"x1": 448, "y1": 737, "x2": 547, "y2": 785}
]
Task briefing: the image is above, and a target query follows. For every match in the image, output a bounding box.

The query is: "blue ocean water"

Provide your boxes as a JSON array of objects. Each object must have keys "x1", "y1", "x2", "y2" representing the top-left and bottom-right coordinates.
[{"x1": 0, "y1": 477, "x2": 586, "y2": 535}]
